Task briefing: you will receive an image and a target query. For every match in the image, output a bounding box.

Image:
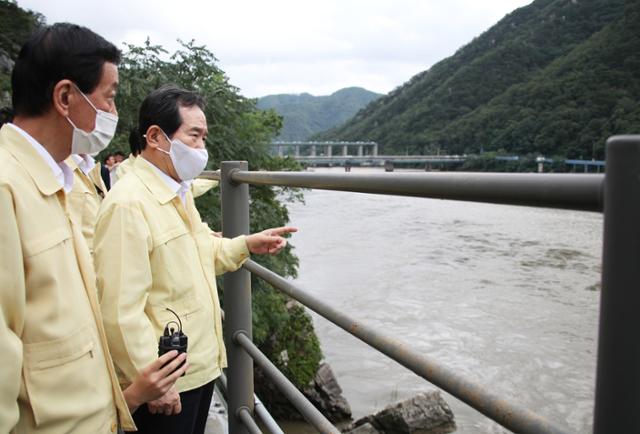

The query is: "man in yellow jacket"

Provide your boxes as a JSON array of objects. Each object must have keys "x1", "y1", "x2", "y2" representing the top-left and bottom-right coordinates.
[
  {"x1": 94, "y1": 85, "x2": 296, "y2": 434},
  {"x1": 65, "y1": 153, "x2": 108, "y2": 253},
  {"x1": 0, "y1": 24, "x2": 187, "y2": 434}
]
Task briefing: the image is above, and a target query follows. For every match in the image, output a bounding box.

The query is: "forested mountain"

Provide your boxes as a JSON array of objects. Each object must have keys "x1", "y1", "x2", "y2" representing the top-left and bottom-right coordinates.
[
  {"x1": 320, "y1": 0, "x2": 639, "y2": 160},
  {"x1": 257, "y1": 87, "x2": 381, "y2": 141}
]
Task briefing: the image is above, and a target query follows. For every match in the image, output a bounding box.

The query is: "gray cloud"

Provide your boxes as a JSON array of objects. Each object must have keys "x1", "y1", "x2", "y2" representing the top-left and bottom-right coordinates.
[{"x1": 17, "y1": 0, "x2": 532, "y2": 97}]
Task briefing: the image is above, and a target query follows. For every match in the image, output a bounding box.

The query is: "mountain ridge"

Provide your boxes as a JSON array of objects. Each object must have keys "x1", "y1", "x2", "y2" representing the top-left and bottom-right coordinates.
[
  {"x1": 257, "y1": 86, "x2": 381, "y2": 141},
  {"x1": 317, "y1": 0, "x2": 637, "y2": 160}
]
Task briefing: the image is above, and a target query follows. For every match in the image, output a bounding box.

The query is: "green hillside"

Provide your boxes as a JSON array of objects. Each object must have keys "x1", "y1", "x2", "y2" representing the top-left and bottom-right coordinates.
[
  {"x1": 257, "y1": 87, "x2": 381, "y2": 141},
  {"x1": 319, "y1": 0, "x2": 637, "y2": 160}
]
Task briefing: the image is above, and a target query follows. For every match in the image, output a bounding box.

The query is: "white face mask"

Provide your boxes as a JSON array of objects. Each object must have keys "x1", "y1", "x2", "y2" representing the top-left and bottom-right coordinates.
[
  {"x1": 66, "y1": 84, "x2": 118, "y2": 155},
  {"x1": 158, "y1": 131, "x2": 208, "y2": 181}
]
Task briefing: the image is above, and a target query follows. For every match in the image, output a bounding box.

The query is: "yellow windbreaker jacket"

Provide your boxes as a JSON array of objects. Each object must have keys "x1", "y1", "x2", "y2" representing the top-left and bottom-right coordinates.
[
  {"x1": 65, "y1": 156, "x2": 108, "y2": 254},
  {"x1": 0, "y1": 125, "x2": 135, "y2": 433},
  {"x1": 94, "y1": 156, "x2": 249, "y2": 393},
  {"x1": 113, "y1": 155, "x2": 134, "y2": 183}
]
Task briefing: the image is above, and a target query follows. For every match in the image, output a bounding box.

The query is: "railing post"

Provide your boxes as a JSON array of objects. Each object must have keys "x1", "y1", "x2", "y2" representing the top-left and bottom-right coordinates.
[
  {"x1": 594, "y1": 135, "x2": 640, "y2": 433},
  {"x1": 221, "y1": 161, "x2": 253, "y2": 434}
]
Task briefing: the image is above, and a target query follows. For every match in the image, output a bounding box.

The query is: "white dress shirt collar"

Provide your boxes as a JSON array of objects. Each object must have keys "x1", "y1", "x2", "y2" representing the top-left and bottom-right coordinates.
[{"x1": 71, "y1": 153, "x2": 97, "y2": 176}]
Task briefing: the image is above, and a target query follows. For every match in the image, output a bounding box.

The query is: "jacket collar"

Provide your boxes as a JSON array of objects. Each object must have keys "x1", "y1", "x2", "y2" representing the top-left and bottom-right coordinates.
[
  {"x1": 65, "y1": 155, "x2": 80, "y2": 172},
  {"x1": 88, "y1": 163, "x2": 108, "y2": 195},
  {"x1": 133, "y1": 156, "x2": 179, "y2": 205},
  {"x1": 0, "y1": 124, "x2": 66, "y2": 196},
  {"x1": 64, "y1": 155, "x2": 103, "y2": 196}
]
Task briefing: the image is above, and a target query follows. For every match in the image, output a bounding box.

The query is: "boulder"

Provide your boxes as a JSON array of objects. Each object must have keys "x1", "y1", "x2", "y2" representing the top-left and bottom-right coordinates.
[
  {"x1": 349, "y1": 422, "x2": 382, "y2": 434},
  {"x1": 349, "y1": 391, "x2": 455, "y2": 434},
  {"x1": 254, "y1": 361, "x2": 352, "y2": 423},
  {"x1": 304, "y1": 362, "x2": 352, "y2": 422}
]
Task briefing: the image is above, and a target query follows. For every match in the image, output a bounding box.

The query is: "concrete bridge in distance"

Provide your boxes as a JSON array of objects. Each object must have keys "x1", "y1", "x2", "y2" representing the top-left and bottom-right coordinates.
[
  {"x1": 271, "y1": 140, "x2": 380, "y2": 158},
  {"x1": 269, "y1": 141, "x2": 606, "y2": 172},
  {"x1": 292, "y1": 154, "x2": 467, "y2": 169},
  {"x1": 269, "y1": 141, "x2": 466, "y2": 169}
]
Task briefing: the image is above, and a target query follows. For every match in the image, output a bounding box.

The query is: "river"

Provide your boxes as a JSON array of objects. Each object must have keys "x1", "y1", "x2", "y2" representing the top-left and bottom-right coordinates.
[{"x1": 283, "y1": 167, "x2": 602, "y2": 434}]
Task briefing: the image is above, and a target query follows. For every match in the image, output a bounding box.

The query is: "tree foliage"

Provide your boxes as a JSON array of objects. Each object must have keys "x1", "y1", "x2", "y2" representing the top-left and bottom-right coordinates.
[{"x1": 0, "y1": 0, "x2": 44, "y2": 108}]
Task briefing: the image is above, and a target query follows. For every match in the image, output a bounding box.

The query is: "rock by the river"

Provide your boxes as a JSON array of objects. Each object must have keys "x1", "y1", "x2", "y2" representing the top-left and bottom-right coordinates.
[
  {"x1": 348, "y1": 422, "x2": 382, "y2": 434},
  {"x1": 304, "y1": 362, "x2": 352, "y2": 422},
  {"x1": 254, "y1": 361, "x2": 352, "y2": 423},
  {"x1": 347, "y1": 391, "x2": 456, "y2": 434}
]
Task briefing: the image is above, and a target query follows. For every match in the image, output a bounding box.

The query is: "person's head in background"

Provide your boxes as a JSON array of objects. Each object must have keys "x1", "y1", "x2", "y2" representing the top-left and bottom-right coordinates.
[
  {"x1": 11, "y1": 22, "x2": 120, "y2": 162},
  {"x1": 104, "y1": 153, "x2": 115, "y2": 168},
  {"x1": 114, "y1": 151, "x2": 125, "y2": 163},
  {"x1": 134, "y1": 85, "x2": 208, "y2": 182}
]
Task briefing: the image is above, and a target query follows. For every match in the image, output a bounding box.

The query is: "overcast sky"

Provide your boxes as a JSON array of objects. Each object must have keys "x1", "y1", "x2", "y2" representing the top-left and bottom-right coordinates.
[{"x1": 17, "y1": 0, "x2": 532, "y2": 98}]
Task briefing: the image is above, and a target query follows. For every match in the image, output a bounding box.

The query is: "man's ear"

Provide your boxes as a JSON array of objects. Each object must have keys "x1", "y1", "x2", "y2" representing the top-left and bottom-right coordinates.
[
  {"x1": 51, "y1": 80, "x2": 74, "y2": 117},
  {"x1": 145, "y1": 125, "x2": 163, "y2": 149}
]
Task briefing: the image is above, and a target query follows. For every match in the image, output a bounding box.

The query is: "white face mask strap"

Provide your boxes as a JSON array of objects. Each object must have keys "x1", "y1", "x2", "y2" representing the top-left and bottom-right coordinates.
[
  {"x1": 156, "y1": 129, "x2": 173, "y2": 156},
  {"x1": 70, "y1": 82, "x2": 99, "y2": 113},
  {"x1": 161, "y1": 130, "x2": 172, "y2": 144},
  {"x1": 65, "y1": 115, "x2": 80, "y2": 130},
  {"x1": 66, "y1": 83, "x2": 96, "y2": 133}
]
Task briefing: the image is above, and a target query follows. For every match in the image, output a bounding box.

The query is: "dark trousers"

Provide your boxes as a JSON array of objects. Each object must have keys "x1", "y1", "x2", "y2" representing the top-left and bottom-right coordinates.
[{"x1": 130, "y1": 381, "x2": 215, "y2": 434}]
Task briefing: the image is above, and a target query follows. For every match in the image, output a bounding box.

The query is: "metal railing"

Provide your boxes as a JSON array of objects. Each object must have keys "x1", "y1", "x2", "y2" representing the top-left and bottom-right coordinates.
[{"x1": 208, "y1": 135, "x2": 640, "y2": 434}]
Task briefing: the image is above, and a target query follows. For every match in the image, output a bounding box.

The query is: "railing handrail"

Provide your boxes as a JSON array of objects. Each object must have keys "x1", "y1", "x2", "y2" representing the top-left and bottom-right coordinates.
[
  {"x1": 243, "y1": 259, "x2": 570, "y2": 434},
  {"x1": 217, "y1": 135, "x2": 640, "y2": 434},
  {"x1": 234, "y1": 331, "x2": 340, "y2": 434},
  {"x1": 205, "y1": 169, "x2": 604, "y2": 211},
  {"x1": 216, "y1": 372, "x2": 285, "y2": 434}
]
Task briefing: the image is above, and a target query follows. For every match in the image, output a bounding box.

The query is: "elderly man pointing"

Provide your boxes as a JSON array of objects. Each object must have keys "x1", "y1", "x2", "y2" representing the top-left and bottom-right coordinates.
[{"x1": 94, "y1": 85, "x2": 296, "y2": 434}]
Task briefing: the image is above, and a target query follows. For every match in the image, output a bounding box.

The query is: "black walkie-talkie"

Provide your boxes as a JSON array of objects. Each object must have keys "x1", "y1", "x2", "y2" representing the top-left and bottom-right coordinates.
[{"x1": 158, "y1": 308, "x2": 188, "y2": 375}]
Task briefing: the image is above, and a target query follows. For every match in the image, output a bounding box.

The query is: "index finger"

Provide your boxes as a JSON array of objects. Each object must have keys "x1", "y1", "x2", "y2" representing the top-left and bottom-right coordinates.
[{"x1": 267, "y1": 226, "x2": 298, "y2": 236}]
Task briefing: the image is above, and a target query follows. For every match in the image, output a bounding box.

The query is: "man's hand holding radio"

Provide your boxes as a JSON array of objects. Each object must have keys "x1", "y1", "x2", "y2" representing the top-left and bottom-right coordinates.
[{"x1": 123, "y1": 351, "x2": 188, "y2": 413}]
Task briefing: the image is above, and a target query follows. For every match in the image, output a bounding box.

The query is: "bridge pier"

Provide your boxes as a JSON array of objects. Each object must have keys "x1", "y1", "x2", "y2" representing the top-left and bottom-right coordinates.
[
  {"x1": 327, "y1": 145, "x2": 332, "y2": 157},
  {"x1": 358, "y1": 145, "x2": 363, "y2": 157},
  {"x1": 295, "y1": 145, "x2": 300, "y2": 157},
  {"x1": 311, "y1": 145, "x2": 316, "y2": 157},
  {"x1": 342, "y1": 145, "x2": 348, "y2": 156}
]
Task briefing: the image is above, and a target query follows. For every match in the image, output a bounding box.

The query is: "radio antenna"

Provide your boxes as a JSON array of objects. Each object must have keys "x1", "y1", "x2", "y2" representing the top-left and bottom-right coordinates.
[{"x1": 166, "y1": 308, "x2": 182, "y2": 331}]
